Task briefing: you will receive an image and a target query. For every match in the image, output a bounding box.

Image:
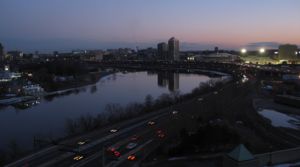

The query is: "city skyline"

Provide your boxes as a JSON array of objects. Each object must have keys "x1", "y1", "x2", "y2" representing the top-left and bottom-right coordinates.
[{"x1": 1, "y1": 0, "x2": 300, "y2": 52}]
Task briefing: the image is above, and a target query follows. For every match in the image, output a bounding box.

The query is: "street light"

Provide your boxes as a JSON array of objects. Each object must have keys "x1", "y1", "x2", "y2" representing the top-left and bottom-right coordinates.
[
  {"x1": 241, "y1": 48, "x2": 247, "y2": 54},
  {"x1": 259, "y1": 48, "x2": 265, "y2": 54}
]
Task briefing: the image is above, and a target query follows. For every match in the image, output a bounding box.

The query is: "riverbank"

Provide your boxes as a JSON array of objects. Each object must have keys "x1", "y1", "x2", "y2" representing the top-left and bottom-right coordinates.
[
  {"x1": 44, "y1": 71, "x2": 113, "y2": 96},
  {"x1": 0, "y1": 71, "x2": 113, "y2": 106},
  {"x1": 0, "y1": 96, "x2": 37, "y2": 105},
  {"x1": 43, "y1": 71, "x2": 113, "y2": 93}
]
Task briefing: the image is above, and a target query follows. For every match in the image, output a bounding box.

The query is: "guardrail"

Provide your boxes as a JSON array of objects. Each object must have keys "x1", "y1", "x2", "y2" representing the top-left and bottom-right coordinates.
[{"x1": 255, "y1": 146, "x2": 300, "y2": 166}]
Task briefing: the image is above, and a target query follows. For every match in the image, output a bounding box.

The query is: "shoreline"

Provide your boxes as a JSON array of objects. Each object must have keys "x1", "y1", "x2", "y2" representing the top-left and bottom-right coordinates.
[
  {"x1": 0, "y1": 71, "x2": 113, "y2": 106},
  {"x1": 44, "y1": 71, "x2": 113, "y2": 96}
]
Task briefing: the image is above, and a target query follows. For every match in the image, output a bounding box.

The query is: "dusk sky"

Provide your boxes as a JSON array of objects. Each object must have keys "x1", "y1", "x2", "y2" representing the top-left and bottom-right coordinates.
[{"x1": 1, "y1": 0, "x2": 300, "y2": 52}]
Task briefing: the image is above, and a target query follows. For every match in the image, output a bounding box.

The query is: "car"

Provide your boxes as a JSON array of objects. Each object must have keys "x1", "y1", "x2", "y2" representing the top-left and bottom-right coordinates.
[
  {"x1": 107, "y1": 147, "x2": 116, "y2": 152},
  {"x1": 126, "y1": 142, "x2": 137, "y2": 149},
  {"x1": 172, "y1": 110, "x2": 178, "y2": 114},
  {"x1": 110, "y1": 129, "x2": 118, "y2": 133},
  {"x1": 213, "y1": 91, "x2": 218, "y2": 95},
  {"x1": 147, "y1": 121, "x2": 155, "y2": 125},
  {"x1": 156, "y1": 130, "x2": 165, "y2": 138},
  {"x1": 197, "y1": 98, "x2": 203, "y2": 101},
  {"x1": 113, "y1": 150, "x2": 121, "y2": 157},
  {"x1": 73, "y1": 155, "x2": 84, "y2": 161},
  {"x1": 77, "y1": 139, "x2": 90, "y2": 145},
  {"x1": 157, "y1": 129, "x2": 163, "y2": 134},
  {"x1": 127, "y1": 155, "x2": 136, "y2": 161},
  {"x1": 158, "y1": 133, "x2": 165, "y2": 138},
  {"x1": 130, "y1": 135, "x2": 139, "y2": 141}
]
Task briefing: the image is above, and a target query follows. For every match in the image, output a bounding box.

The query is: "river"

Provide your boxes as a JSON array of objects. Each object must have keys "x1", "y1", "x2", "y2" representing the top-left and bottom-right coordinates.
[{"x1": 0, "y1": 71, "x2": 213, "y2": 150}]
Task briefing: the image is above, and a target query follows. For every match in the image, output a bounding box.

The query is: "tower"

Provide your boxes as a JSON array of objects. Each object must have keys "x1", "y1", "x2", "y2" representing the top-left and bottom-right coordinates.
[
  {"x1": 168, "y1": 37, "x2": 180, "y2": 61},
  {"x1": 157, "y1": 42, "x2": 168, "y2": 60}
]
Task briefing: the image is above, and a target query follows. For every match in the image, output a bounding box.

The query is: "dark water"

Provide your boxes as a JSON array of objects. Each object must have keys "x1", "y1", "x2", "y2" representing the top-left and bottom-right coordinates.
[{"x1": 0, "y1": 71, "x2": 211, "y2": 150}]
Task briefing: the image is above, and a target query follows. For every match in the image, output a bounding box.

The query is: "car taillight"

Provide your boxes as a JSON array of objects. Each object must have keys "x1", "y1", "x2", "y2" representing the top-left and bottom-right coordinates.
[
  {"x1": 114, "y1": 151, "x2": 121, "y2": 157},
  {"x1": 127, "y1": 155, "x2": 136, "y2": 160}
]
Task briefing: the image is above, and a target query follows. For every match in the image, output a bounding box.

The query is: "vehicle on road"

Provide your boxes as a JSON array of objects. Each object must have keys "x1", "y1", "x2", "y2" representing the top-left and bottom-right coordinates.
[
  {"x1": 156, "y1": 129, "x2": 165, "y2": 138},
  {"x1": 148, "y1": 121, "x2": 155, "y2": 125},
  {"x1": 126, "y1": 142, "x2": 138, "y2": 149},
  {"x1": 131, "y1": 135, "x2": 139, "y2": 141},
  {"x1": 107, "y1": 147, "x2": 116, "y2": 152},
  {"x1": 127, "y1": 155, "x2": 136, "y2": 161},
  {"x1": 198, "y1": 98, "x2": 203, "y2": 101},
  {"x1": 213, "y1": 91, "x2": 218, "y2": 95},
  {"x1": 110, "y1": 129, "x2": 118, "y2": 133},
  {"x1": 172, "y1": 110, "x2": 178, "y2": 114},
  {"x1": 73, "y1": 155, "x2": 84, "y2": 161},
  {"x1": 158, "y1": 133, "x2": 165, "y2": 138},
  {"x1": 113, "y1": 150, "x2": 121, "y2": 157},
  {"x1": 77, "y1": 139, "x2": 90, "y2": 145}
]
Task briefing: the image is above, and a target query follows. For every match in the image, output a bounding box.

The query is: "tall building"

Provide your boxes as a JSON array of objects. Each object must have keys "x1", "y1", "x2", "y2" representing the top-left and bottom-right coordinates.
[
  {"x1": 278, "y1": 44, "x2": 299, "y2": 61},
  {"x1": 168, "y1": 37, "x2": 180, "y2": 61},
  {"x1": 0, "y1": 43, "x2": 4, "y2": 61},
  {"x1": 157, "y1": 42, "x2": 168, "y2": 60},
  {"x1": 214, "y1": 47, "x2": 219, "y2": 54}
]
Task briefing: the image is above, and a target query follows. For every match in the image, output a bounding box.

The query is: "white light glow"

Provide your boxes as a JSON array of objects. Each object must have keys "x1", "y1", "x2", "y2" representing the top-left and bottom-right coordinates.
[
  {"x1": 241, "y1": 48, "x2": 247, "y2": 54},
  {"x1": 259, "y1": 48, "x2": 265, "y2": 54}
]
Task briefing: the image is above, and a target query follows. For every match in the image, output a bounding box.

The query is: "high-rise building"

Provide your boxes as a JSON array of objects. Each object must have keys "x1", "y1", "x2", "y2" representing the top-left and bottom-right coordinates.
[
  {"x1": 168, "y1": 37, "x2": 180, "y2": 61},
  {"x1": 157, "y1": 42, "x2": 168, "y2": 60},
  {"x1": 278, "y1": 44, "x2": 299, "y2": 61},
  {"x1": 0, "y1": 43, "x2": 4, "y2": 61},
  {"x1": 215, "y1": 47, "x2": 219, "y2": 54}
]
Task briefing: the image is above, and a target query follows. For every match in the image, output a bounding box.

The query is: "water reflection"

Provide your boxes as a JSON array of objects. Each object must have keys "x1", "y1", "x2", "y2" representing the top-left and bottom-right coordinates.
[
  {"x1": 13, "y1": 99, "x2": 41, "y2": 110},
  {"x1": 90, "y1": 85, "x2": 97, "y2": 94},
  {"x1": 44, "y1": 87, "x2": 87, "y2": 102},
  {"x1": 157, "y1": 72, "x2": 179, "y2": 91}
]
